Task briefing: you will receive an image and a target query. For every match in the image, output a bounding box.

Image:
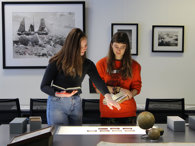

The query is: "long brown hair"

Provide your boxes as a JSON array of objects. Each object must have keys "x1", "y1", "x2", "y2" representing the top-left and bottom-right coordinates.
[
  {"x1": 49, "y1": 28, "x2": 86, "y2": 77},
  {"x1": 107, "y1": 31, "x2": 132, "y2": 79}
]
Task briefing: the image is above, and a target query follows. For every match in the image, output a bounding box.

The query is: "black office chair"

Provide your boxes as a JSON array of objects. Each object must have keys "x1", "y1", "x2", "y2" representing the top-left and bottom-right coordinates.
[
  {"x1": 145, "y1": 98, "x2": 185, "y2": 123},
  {"x1": 30, "y1": 98, "x2": 47, "y2": 124},
  {"x1": 0, "y1": 98, "x2": 21, "y2": 124},
  {"x1": 82, "y1": 99, "x2": 101, "y2": 124}
]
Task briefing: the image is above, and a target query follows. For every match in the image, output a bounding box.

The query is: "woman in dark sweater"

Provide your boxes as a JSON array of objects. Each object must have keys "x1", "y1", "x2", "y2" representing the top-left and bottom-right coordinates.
[{"x1": 41, "y1": 28, "x2": 120, "y2": 126}]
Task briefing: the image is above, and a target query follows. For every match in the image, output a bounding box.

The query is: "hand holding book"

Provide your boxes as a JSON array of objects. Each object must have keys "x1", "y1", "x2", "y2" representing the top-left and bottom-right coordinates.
[
  {"x1": 103, "y1": 87, "x2": 134, "y2": 105},
  {"x1": 103, "y1": 90, "x2": 129, "y2": 105},
  {"x1": 52, "y1": 84, "x2": 80, "y2": 97},
  {"x1": 55, "y1": 90, "x2": 78, "y2": 97}
]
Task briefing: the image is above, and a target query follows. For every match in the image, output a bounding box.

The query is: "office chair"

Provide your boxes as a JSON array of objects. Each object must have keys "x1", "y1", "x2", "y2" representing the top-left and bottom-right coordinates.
[
  {"x1": 0, "y1": 98, "x2": 21, "y2": 124},
  {"x1": 145, "y1": 98, "x2": 185, "y2": 123},
  {"x1": 82, "y1": 99, "x2": 101, "y2": 124},
  {"x1": 30, "y1": 98, "x2": 47, "y2": 124}
]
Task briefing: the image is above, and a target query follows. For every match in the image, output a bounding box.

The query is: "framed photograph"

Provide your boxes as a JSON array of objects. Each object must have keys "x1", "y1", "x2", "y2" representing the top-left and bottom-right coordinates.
[
  {"x1": 111, "y1": 23, "x2": 138, "y2": 56},
  {"x1": 2, "y1": 1, "x2": 85, "y2": 69},
  {"x1": 152, "y1": 25, "x2": 184, "y2": 52}
]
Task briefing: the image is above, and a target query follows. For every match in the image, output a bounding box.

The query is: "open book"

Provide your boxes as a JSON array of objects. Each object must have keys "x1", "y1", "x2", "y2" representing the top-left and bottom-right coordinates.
[
  {"x1": 103, "y1": 91, "x2": 129, "y2": 105},
  {"x1": 52, "y1": 84, "x2": 81, "y2": 91}
]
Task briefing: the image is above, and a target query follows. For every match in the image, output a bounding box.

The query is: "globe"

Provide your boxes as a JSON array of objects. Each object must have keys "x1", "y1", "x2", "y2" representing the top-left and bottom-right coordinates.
[{"x1": 137, "y1": 111, "x2": 155, "y2": 129}]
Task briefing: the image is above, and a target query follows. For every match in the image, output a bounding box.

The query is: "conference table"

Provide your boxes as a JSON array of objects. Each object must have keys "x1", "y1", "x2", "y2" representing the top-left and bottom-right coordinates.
[{"x1": 1, "y1": 124, "x2": 195, "y2": 146}]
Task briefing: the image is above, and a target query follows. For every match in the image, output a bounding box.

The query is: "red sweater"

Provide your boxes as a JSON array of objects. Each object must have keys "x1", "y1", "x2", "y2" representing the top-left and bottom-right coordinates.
[{"x1": 96, "y1": 57, "x2": 142, "y2": 118}]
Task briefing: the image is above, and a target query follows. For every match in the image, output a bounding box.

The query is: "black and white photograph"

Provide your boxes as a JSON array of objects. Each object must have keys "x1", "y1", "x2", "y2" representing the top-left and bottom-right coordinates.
[
  {"x1": 2, "y1": 1, "x2": 85, "y2": 68},
  {"x1": 13, "y1": 12, "x2": 74, "y2": 59},
  {"x1": 111, "y1": 23, "x2": 138, "y2": 56},
  {"x1": 152, "y1": 25, "x2": 184, "y2": 52}
]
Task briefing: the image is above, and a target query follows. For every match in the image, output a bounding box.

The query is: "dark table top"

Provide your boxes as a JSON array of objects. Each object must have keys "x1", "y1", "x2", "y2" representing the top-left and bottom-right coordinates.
[{"x1": 1, "y1": 124, "x2": 195, "y2": 146}]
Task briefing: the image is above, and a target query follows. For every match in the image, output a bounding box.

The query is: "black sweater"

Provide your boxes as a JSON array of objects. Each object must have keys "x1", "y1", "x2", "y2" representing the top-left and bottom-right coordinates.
[{"x1": 40, "y1": 58, "x2": 109, "y2": 96}]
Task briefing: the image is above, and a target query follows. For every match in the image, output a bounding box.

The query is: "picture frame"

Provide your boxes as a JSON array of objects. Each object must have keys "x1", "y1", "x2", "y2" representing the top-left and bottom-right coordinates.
[
  {"x1": 2, "y1": 1, "x2": 85, "y2": 69},
  {"x1": 111, "y1": 23, "x2": 138, "y2": 56},
  {"x1": 7, "y1": 126, "x2": 54, "y2": 146},
  {"x1": 152, "y1": 25, "x2": 184, "y2": 53}
]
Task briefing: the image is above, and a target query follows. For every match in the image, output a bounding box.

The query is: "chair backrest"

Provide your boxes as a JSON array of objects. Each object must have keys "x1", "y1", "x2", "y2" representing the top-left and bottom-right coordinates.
[
  {"x1": 30, "y1": 98, "x2": 47, "y2": 124},
  {"x1": 0, "y1": 98, "x2": 21, "y2": 124},
  {"x1": 145, "y1": 98, "x2": 185, "y2": 123},
  {"x1": 82, "y1": 99, "x2": 100, "y2": 124}
]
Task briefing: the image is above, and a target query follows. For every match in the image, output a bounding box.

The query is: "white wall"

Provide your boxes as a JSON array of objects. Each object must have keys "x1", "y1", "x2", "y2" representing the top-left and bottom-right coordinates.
[{"x1": 0, "y1": 0, "x2": 195, "y2": 106}]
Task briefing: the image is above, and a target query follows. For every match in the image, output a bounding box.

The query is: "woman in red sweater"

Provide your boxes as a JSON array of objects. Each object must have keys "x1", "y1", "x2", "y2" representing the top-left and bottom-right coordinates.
[{"x1": 95, "y1": 31, "x2": 142, "y2": 124}]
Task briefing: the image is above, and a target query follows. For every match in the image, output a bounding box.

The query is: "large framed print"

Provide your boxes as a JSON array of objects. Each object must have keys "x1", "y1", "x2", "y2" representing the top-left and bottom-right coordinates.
[
  {"x1": 111, "y1": 23, "x2": 138, "y2": 56},
  {"x1": 2, "y1": 1, "x2": 85, "y2": 69},
  {"x1": 152, "y1": 25, "x2": 184, "y2": 53}
]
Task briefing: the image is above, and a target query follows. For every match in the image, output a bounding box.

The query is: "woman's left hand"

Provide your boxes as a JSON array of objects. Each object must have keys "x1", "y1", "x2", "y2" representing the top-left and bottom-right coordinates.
[{"x1": 120, "y1": 88, "x2": 133, "y2": 99}]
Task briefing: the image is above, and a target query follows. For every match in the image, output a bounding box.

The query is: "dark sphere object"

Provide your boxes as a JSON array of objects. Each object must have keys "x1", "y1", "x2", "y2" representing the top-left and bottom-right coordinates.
[
  {"x1": 146, "y1": 128, "x2": 164, "y2": 136},
  {"x1": 137, "y1": 111, "x2": 155, "y2": 129},
  {"x1": 148, "y1": 128, "x2": 160, "y2": 140}
]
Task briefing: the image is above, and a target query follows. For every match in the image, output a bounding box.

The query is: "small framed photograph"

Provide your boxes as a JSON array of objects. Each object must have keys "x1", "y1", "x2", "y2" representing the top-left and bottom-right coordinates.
[
  {"x1": 2, "y1": 1, "x2": 85, "y2": 69},
  {"x1": 111, "y1": 23, "x2": 138, "y2": 56},
  {"x1": 152, "y1": 25, "x2": 184, "y2": 53}
]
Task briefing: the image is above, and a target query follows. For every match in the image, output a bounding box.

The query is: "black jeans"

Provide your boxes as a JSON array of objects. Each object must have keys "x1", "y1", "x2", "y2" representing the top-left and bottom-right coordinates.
[{"x1": 101, "y1": 117, "x2": 136, "y2": 125}]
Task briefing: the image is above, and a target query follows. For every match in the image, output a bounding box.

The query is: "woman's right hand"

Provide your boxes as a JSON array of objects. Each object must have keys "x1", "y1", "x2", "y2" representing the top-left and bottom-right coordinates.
[{"x1": 55, "y1": 90, "x2": 78, "y2": 97}]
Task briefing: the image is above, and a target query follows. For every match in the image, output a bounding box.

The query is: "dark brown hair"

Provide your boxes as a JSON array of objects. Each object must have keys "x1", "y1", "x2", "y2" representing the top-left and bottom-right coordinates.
[
  {"x1": 49, "y1": 28, "x2": 86, "y2": 77},
  {"x1": 107, "y1": 31, "x2": 132, "y2": 79}
]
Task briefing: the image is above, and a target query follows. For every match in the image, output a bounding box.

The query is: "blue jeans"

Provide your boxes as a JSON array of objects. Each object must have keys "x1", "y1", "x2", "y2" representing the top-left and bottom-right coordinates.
[{"x1": 47, "y1": 95, "x2": 82, "y2": 126}]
